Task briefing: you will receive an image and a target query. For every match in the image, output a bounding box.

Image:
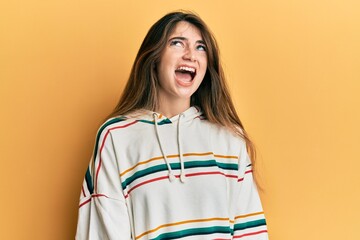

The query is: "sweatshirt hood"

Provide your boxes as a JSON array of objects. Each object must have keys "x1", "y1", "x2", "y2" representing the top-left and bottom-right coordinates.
[{"x1": 126, "y1": 105, "x2": 204, "y2": 125}]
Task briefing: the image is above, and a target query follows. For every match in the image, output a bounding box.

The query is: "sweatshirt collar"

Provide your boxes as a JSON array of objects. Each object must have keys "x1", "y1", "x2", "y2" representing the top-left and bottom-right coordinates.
[{"x1": 127, "y1": 106, "x2": 203, "y2": 124}]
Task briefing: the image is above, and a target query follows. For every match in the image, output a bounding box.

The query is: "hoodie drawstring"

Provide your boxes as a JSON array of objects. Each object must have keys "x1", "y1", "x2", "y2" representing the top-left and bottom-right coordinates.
[
  {"x1": 153, "y1": 112, "x2": 186, "y2": 183},
  {"x1": 177, "y1": 113, "x2": 186, "y2": 182}
]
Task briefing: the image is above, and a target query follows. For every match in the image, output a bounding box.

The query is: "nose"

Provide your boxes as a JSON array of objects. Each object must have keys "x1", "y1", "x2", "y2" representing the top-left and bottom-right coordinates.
[{"x1": 183, "y1": 47, "x2": 196, "y2": 62}]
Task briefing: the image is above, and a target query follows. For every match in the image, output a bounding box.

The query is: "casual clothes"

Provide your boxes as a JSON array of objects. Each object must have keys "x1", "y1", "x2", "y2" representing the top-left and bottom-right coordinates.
[{"x1": 76, "y1": 106, "x2": 268, "y2": 239}]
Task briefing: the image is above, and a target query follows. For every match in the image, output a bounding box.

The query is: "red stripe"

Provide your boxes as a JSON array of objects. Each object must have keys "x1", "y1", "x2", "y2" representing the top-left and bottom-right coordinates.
[
  {"x1": 186, "y1": 171, "x2": 237, "y2": 178},
  {"x1": 237, "y1": 170, "x2": 253, "y2": 182},
  {"x1": 92, "y1": 193, "x2": 108, "y2": 198},
  {"x1": 128, "y1": 175, "x2": 169, "y2": 195},
  {"x1": 108, "y1": 121, "x2": 138, "y2": 131},
  {"x1": 81, "y1": 185, "x2": 86, "y2": 197},
  {"x1": 94, "y1": 130, "x2": 110, "y2": 192},
  {"x1": 79, "y1": 198, "x2": 91, "y2": 208},
  {"x1": 95, "y1": 120, "x2": 138, "y2": 192},
  {"x1": 125, "y1": 171, "x2": 238, "y2": 198},
  {"x1": 78, "y1": 194, "x2": 109, "y2": 208},
  {"x1": 233, "y1": 230, "x2": 268, "y2": 238}
]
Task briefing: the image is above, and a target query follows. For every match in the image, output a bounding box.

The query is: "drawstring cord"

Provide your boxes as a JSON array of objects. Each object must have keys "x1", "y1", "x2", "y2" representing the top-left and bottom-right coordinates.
[
  {"x1": 153, "y1": 113, "x2": 176, "y2": 182},
  {"x1": 178, "y1": 113, "x2": 186, "y2": 182},
  {"x1": 153, "y1": 112, "x2": 186, "y2": 183}
]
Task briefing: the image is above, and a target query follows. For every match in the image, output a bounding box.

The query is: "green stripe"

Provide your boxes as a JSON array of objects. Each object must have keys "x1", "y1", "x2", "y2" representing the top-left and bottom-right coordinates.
[
  {"x1": 88, "y1": 117, "x2": 126, "y2": 194},
  {"x1": 92, "y1": 117, "x2": 126, "y2": 163},
  {"x1": 139, "y1": 119, "x2": 172, "y2": 125},
  {"x1": 216, "y1": 162, "x2": 238, "y2": 170},
  {"x1": 85, "y1": 167, "x2": 94, "y2": 194},
  {"x1": 92, "y1": 116, "x2": 170, "y2": 162},
  {"x1": 121, "y1": 160, "x2": 238, "y2": 189},
  {"x1": 234, "y1": 219, "x2": 267, "y2": 231},
  {"x1": 150, "y1": 226, "x2": 231, "y2": 240}
]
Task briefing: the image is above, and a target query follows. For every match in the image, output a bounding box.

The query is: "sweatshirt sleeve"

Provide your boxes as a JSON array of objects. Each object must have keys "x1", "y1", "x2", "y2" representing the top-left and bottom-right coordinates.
[
  {"x1": 232, "y1": 142, "x2": 269, "y2": 239},
  {"x1": 76, "y1": 126, "x2": 132, "y2": 240}
]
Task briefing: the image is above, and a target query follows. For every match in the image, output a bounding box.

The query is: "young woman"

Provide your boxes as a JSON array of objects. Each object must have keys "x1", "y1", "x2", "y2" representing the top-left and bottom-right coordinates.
[{"x1": 76, "y1": 11, "x2": 268, "y2": 240}]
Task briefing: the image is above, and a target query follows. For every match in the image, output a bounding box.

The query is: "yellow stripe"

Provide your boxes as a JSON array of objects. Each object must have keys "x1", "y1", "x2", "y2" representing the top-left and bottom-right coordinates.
[
  {"x1": 214, "y1": 154, "x2": 238, "y2": 160},
  {"x1": 234, "y1": 211, "x2": 264, "y2": 220},
  {"x1": 135, "y1": 217, "x2": 231, "y2": 240},
  {"x1": 120, "y1": 152, "x2": 238, "y2": 177},
  {"x1": 120, "y1": 155, "x2": 175, "y2": 177},
  {"x1": 183, "y1": 152, "x2": 213, "y2": 157}
]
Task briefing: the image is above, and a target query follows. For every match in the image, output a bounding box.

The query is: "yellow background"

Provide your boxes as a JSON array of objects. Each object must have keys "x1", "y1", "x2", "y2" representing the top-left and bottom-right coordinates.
[{"x1": 1, "y1": 0, "x2": 359, "y2": 239}]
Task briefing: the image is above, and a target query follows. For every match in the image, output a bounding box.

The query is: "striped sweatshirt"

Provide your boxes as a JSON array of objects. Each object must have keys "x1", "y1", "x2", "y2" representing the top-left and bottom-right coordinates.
[{"x1": 76, "y1": 106, "x2": 268, "y2": 240}]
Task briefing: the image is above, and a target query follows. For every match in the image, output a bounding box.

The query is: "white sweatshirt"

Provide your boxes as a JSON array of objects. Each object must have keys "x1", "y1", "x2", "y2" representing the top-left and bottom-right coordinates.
[{"x1": 76, "y1": 106, "x2": 268, "y2": 239}]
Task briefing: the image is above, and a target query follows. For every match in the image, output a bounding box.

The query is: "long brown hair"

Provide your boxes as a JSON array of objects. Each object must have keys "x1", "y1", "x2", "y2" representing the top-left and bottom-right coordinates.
[{"x1": 109, "y1": 11, "x2": 257, "y2": 174}]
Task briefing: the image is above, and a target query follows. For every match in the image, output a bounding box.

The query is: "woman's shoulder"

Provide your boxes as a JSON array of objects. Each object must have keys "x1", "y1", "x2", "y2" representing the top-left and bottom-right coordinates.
[
  {"x1": 205, "y1": 121, "x2": 245, "y2": 144},
  {"x1": 97, "y1": 109, "x2": 156, "y2": 134}
]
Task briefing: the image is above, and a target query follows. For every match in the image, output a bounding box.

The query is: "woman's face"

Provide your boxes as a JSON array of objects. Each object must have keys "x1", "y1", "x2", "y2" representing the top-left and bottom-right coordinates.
[{"x1": 156, "y1": 21, "x2": 208, "y2": 105}]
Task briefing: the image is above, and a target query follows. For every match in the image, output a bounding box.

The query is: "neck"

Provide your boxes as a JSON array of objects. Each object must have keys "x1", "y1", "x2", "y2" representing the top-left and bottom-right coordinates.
[{"x1": 156, "y1": 97, "x2": 191, "y2": 118}]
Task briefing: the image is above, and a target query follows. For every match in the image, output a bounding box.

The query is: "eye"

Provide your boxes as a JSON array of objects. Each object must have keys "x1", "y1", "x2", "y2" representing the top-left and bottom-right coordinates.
[
  {"x1": 170, "y1": 40, "x2": 184, "y2": 47},
  {"x1": 196, "y1": 44, "x2": 206, "y2": 51}
]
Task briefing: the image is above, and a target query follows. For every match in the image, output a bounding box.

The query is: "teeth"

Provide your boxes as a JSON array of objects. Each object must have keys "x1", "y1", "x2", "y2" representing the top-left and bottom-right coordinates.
[{"x1": 177, "y1": 66, "x2": 195, "y2": 73}]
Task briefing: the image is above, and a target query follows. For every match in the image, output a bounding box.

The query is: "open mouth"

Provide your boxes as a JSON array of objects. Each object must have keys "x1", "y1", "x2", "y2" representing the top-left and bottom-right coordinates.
[{"x1": 175, "y1": 66, "x2": 196, "y2": 82}]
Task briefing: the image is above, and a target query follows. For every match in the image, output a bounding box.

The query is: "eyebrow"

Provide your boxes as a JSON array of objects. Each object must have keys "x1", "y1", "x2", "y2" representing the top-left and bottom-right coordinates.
[{"x1": 169, "y1": 36, "x2": 206, "y2": 45}]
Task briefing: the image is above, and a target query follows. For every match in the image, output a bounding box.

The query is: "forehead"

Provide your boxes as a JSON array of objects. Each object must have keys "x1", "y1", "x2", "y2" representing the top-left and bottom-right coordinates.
[{"x1": 169, "y1": 21, "x2": 203, "y2": 40}]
